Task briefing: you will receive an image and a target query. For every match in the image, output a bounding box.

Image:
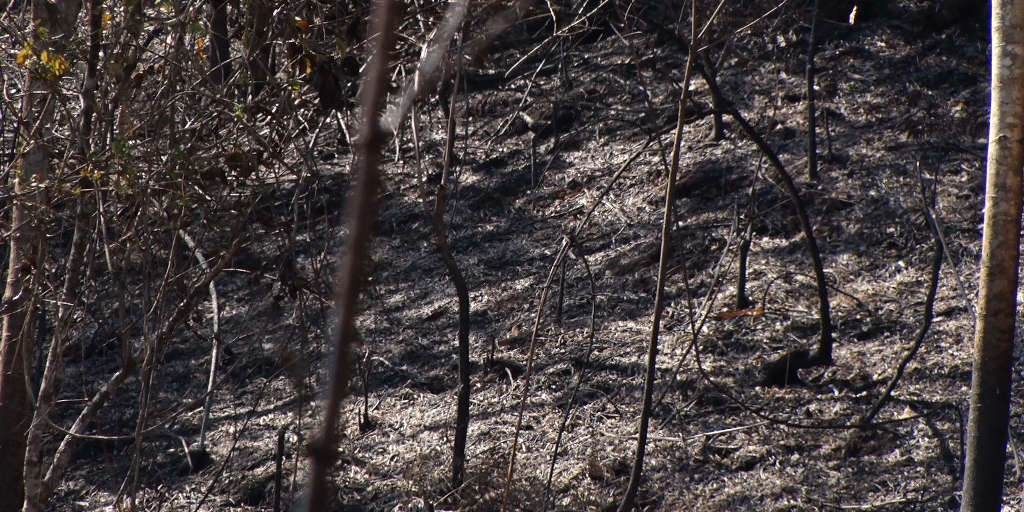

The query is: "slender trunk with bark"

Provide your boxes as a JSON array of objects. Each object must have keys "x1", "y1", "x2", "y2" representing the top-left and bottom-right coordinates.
[
  {"x1": 22, "y1": 198, "x2": 89, "y2": 512},
  {"x1": 305, "y1": 2, "x2": 399, "y2": 510},
  {"x1": 433, "y1": 69, "x2": 472, "y2": 489},
  {"x1": 207, "y1": 0, "x2": 232, "y2": 85},
  {"x1": 618, "y1": 4, "x2": 697, "y2": 509},
  {"x1": 246, "y1": 0, "x2": 272, "y2": 98},
  {"x1": 1, "y1": 3, "x2": 81, "y2": 508},
  {"x1": 0, "y1": 139, "x2": 44, "y2": 512},
  {"x1": 960, "y1": 2, "x2": 1024, "y2": 511}
]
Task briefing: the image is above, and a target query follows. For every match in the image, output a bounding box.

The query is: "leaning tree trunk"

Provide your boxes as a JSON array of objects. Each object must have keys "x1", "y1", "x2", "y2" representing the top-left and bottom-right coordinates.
[
  {"x1": 0, "y1": 2, "x2": 82, "y2": 510},
  {"x1": 960, "y1": 2, "x2": 1024, "y2": 512},
  {"x1": 305, "y1": 1, "x2": 399, "y2": 510}
]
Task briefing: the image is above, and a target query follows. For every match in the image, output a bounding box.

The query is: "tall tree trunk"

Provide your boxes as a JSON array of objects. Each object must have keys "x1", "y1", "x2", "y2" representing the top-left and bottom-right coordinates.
[
  {"x1": 960, "y1": 2, "x2": 1024, "y2": 512},
  {"x1": 22, "y1": 198, "x2": 88, "y2": 512},
  {"x1": 617, "y1": 3, "x2": 697, "y2": 509},
  {"x1": 207, "y1": 0, "x2": 232, "y2": 85},
  {"x1": 1, "y1": 2, "x2": 82, "y2": 509},
  {"x1": 0, "y1": 131, "x2": 45, "y2": 512},
  {"x1": 305, "y1": 1, "x2": 399, "y2": 510},
  {"x1": 246, "y1": 0, "x2": 272, "y2": 98}
]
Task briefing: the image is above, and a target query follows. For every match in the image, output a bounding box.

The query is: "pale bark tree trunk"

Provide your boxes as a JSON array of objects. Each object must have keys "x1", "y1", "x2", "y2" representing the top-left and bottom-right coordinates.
[
  {"x1": 960, "y1": 2, "x2": 1024, "y2": 511},
  {"x1": 22, "y1": 200, "x2": 88, "y2": 512},
  {"x1": 21, "y1": 0, "x2": 97, "y2": 507},
  {"x1": 0, "y1": 2, "x2": 81, "y2": 510},
  {"x1": 0, "y1": 127, "x2": 45, "y2": 512}
]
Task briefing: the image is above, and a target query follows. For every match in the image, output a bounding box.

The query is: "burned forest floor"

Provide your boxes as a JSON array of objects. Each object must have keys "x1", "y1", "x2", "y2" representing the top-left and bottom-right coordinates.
[{"x1": 52, "y1": 2, "x2": 1015, "y2": 511}]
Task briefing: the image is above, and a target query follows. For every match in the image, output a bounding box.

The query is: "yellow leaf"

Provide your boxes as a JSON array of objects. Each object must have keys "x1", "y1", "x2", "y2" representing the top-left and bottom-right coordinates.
[
  {"x1": 16, "y1": 45, "x2": 33, "y2": 67},
  {"x1": 41, "y1": 50, "x2": 69, "y2": 79}
]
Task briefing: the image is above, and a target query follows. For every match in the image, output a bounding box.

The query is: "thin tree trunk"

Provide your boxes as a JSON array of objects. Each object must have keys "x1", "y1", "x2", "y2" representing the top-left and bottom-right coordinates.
[
  {"x1": 960, "y1": 2, "x2": 1024, "y2": 511},
  {"x1": 691, "y1": 47, "x2": 834, "y2": 365},
  {"x1": 22, "y1": 198, "x2": 89, "y2": 512},
  {"x1": 433, "y1": 66, "x2": 472, "y2": 489},
  {"x1": 700, "y1": 53, "x2": 725, "y2": 141},
  {"x1": 724, "y1": 108, "x2": 833, "y2": 364},
  {"x1": 22, "y1": 2, "x2": 98, "y2": 507},
  {"x1": 617, "y1": 3, "x2": 697, "y2": 509},
  {"x1": 305, "y1": 1, "x2": 399, "y2": 510},
  {"x1": 207, "y1": 0, "x2": 232, "y2": 85},
  {"x1": 735, "y1": 225, "x2": 752, "y2": 309},
  {"x1": 0, "y1": 137, "x2": 44, "y2": 512},
  {"x1": 1, "y1": 3, "x2": 81, "y2": 509},
  {"x1": 246, "y1": 0, "x2": 272, "y2": 98}
]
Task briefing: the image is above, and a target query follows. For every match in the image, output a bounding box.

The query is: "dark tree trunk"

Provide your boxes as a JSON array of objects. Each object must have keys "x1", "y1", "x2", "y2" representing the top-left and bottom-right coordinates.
[
  {"x1": 207, "y1": 0, "x2": 232, "y2": 85},
  {"x1": 246, "y1": 0, "x2": 272, "y2": 98},
  {"x1": 433, "y1": 74, "x2": 472, "y2": 488}
]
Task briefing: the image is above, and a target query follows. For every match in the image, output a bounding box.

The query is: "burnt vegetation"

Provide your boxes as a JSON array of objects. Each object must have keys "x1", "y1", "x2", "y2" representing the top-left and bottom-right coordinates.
[{"x1": 0, "y1": 0, "x2": 1009, "y2": 510}]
